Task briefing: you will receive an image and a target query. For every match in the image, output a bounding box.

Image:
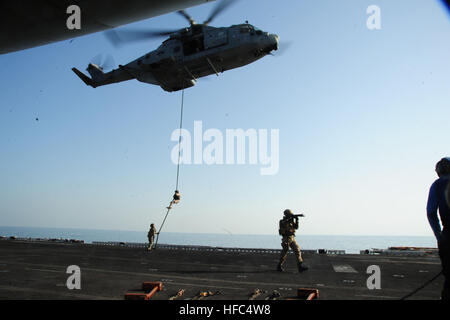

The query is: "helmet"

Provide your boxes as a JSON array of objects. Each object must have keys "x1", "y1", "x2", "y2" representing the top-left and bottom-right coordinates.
[
  {"x1": 436, "y1": 157, "x2": 450, "y2": 177},
  {"x1": 283, "y1": 209, "x2": 293, "y2": 216}
]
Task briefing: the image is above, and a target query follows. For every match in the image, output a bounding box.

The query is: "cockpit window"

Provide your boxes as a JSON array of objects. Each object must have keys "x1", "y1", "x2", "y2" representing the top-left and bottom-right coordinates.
[{"x1": 240, "y1": 26, "x2": 251, "y2": 33}]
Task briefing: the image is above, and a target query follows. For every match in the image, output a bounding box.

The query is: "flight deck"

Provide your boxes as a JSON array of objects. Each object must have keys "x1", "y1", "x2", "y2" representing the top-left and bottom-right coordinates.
[{"x1": 0, "y1": 238, "x2": 443, "y2": 300}]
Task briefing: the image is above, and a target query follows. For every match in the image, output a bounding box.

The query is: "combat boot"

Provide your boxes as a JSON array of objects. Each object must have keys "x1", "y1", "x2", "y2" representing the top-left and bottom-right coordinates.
[
  {"x1": 298, "y1": 263, "x2": 308, "y2": 273},
  {"x1": 276, "y1": 263, "x2": 284, "y2": 272}
]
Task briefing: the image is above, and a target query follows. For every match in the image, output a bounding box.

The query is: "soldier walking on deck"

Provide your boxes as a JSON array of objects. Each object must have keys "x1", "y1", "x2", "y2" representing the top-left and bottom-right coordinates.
[
  {"x1": 147, "y1": 223, "x2": 157, "y2": 251},
  {"x1": 277, "y1": 209, "x2": 308, "y2": 273},
  {"x1": 427, "y1": 157, "x2": 450, "y2": 300}
]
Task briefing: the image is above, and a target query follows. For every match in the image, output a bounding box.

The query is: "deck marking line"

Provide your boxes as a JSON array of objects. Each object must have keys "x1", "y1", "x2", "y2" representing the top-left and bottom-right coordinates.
[{"x1": 332, "y1": 264, "x2": 358, "y2": 273}]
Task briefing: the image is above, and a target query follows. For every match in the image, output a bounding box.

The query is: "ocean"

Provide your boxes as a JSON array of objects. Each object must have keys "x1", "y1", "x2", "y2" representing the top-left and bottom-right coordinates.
[{"x1": 0, "y1": 226, "x2": 437, "y2": 254}]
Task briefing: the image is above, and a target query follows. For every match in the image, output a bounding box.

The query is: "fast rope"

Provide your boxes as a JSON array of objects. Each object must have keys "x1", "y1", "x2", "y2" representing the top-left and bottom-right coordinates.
[
  {"x1": 399, "y1": 270, "x2": 442, "y2": 300},
  {"x1": 175, "y1": 87, "x2": 185, "y2": 191},
  {"x1": 155, "y1": 88, "x2": 185, "y2": 248}
]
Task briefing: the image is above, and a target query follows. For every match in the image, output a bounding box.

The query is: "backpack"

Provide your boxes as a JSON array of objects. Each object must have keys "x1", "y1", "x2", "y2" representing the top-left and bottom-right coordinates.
[{"x1": 279, "y1": 218, "x2": 295, "y2": 236}]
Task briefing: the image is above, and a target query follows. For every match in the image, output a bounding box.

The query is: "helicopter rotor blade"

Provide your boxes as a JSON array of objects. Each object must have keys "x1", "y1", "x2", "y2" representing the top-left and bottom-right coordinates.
[
  {"x1": 204, "y1": 0, "x2": 238, "y2": 25},
  {"x1": 178, "y1": 10, "x2": 196, "y2": 26},
  {"x1": 104, "y1": 28, "x2": 177, "y2": 48},
  {"x1": 90, "y1": 54, "x2": 116, "y2": 71}
]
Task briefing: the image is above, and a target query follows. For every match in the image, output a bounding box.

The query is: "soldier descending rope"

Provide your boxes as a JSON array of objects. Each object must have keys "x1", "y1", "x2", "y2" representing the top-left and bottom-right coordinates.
[{"x1": 167, "y1": 190, "x2": 181, "y2": 210}]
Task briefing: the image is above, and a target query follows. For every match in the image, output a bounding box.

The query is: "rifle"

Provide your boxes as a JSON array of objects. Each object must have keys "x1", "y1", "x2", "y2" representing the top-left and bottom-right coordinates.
[
  {"x1": 289, "y1": 214, "x2": 305, "y2": 219},
  {"x1": 279, "y1": 214, "x2": 305, "y2": 235}
]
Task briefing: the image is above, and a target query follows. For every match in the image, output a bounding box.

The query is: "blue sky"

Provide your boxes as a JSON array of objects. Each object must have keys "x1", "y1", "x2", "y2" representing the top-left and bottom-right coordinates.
[{"x1": 1, "y1": 0, "x2": 450, "y2": 236}]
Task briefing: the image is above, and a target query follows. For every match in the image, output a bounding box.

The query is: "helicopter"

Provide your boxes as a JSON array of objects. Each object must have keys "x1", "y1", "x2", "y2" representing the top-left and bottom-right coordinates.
[{"x1": 72, "y1": 0, "x2": 279, "y2": 92}]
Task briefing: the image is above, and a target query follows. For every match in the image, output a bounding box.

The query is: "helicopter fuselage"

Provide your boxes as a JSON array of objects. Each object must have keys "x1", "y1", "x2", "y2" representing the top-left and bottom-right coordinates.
[{"x1": 72, "y1": 23, "x2": 278, "y2": 92}]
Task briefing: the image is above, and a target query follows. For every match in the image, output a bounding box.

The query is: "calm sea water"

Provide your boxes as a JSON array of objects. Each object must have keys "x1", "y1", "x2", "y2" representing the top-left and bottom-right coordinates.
[{"x1": 0, "y1": 226, "x2": 437, "y2": 254}]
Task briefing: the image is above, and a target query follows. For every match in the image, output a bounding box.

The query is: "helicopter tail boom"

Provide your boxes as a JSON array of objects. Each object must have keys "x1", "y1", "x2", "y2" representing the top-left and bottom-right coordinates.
[
  {"x1": 71, "y1": 67, "x2": 96, "y2": 88},
  {"x1": 86, "y1": 63, "x2": 106, "y2": 83}
]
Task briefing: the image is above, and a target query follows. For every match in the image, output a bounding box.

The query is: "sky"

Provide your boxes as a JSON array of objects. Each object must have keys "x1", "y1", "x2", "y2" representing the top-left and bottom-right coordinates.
[{"x1": 1, "y1": 0, "x2": 450, "y2": 237}]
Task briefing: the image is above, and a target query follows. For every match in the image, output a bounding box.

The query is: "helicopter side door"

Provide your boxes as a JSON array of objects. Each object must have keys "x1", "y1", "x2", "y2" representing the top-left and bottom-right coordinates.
[{"x1": 204, "y1": 28, "x2": 228, "y2": 50}]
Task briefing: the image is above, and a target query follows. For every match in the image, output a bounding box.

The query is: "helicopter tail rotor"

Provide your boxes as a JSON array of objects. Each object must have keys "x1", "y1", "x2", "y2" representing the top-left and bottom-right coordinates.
[
  {"x1": 90, "y1": 54, "x2": 116, "y2": 71},
  {"x1": 71, "y1": 59, "x2": 111, "y2": 88},
  {"x1": 71, "y1": 64, "x2": 105, "y2": 88}
]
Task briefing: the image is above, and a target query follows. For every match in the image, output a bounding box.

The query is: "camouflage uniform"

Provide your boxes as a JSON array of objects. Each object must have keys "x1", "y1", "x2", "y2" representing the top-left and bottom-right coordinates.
[
  {"x1": 148, "y1": 224, "x2": 157, "y2": 250},
  {"x1": 277, "y1": 210, "x2": 307, "y2": 272},
  {"x1": 167, "y1": 190, "x2": 181, "y2": 209}
]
